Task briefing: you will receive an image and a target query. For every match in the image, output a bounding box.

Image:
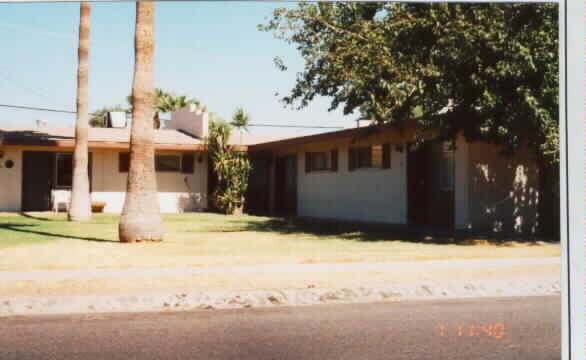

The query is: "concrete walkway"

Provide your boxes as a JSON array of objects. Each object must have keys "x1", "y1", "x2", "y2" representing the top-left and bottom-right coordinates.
[
  {"x1": 0, "y1": 257, "x2": 560, "y2": 316},
  {"x1": 0, "y1": 257, "x2": 560, "y2": 281}
]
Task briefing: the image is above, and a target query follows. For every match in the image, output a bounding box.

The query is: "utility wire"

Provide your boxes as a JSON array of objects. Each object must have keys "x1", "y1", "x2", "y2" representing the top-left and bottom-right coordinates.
[
  {"x1": 0, "y1": 103, "x2": 345, "y2": 129},
  {"x1": 0, "y1": 103, "x2": 79, "y2": 114},
  {"x1": 248, "y1": 124, "x2": 343, "y2": 129}
]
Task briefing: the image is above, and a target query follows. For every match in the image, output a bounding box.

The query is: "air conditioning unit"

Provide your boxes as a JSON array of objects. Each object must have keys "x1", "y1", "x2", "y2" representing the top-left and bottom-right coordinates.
[{"x1": 105, "y1": 112, "x2": 128, "y2": 128}]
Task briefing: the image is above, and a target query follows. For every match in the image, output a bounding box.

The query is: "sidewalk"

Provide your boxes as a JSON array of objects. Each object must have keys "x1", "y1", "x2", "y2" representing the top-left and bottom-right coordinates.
[
  {"x1": 0, "y1": 257, "x2": 560, "y2": 281},
  {"x1": 0, "y1": 257, "x2": 560, "y2": 316}
]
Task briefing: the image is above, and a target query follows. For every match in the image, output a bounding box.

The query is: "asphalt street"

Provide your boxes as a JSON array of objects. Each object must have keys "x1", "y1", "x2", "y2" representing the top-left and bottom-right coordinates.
[{"x1": 0, "y1": 296, "x2": 560, "y2": 360}]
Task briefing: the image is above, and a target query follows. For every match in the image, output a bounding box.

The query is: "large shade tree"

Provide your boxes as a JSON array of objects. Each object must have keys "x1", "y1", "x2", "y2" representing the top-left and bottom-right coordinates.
[
  {"x1": 260, "y1": 2, "x2": 559, "y2": 235},
  {"x1": 119, "y1": 1, "x2": 163, "y2": 243},
  {"x1": 68, "y1": 2, "x2": 92, "y2": 222}
]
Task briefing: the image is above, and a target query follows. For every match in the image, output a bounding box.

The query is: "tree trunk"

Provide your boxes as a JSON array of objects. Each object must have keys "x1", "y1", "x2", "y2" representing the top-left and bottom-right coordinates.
[
  {"x1": 68, "y1": 2, "x2": 92, "y2": 222},
  {"x1": 119, "y1": 1, "x2": 163, "y2": 243}
]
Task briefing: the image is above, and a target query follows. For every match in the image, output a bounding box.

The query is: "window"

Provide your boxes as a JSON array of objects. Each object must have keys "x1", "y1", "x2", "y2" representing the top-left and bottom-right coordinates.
[
  {"x1": 305, "y1": 150, "x2": 338, "y2": 173},
  {"x1": 55, "y1": 153, "x2": 73, "y2": 188},
  {"x1": 307, "y1": 152, "x2": 329, "y2": 171},
  {"x1": 349, "y1": 147, "x2": 372, "y2": 170},
  {"x1": 349, "y1": 145, "x2": 391, "y2": 171},
  {"x1": 181, "y1": 153, "x2": 195, "y2": 174},
  {"x1": 155, "y1": 155, "x2": 181, "y2": 172},
  {"x1": 372, "y1": 145, "x2": 383, "y2": 168},
  {"x1": 120, "y1": 152, "x2": 192, "y2": 173}
]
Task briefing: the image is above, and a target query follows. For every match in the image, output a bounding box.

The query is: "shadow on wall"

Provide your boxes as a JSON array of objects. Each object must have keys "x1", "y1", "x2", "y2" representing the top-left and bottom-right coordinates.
[
  {"x1": 471, "y1": 159, "x2": 540, "y2": 235},
  {"x1": 177, "y1": 193, "x2": 206, "y2": 213}
]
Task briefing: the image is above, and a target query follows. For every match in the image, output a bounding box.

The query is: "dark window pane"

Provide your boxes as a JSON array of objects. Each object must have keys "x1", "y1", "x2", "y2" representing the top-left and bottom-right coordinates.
[
  {"x1": 307, "y1": 152, "x2": 330, "y2": 172},
  {"x1": 350, "y1": 147, "x2": 372, "y2": 169},
  {"x1": 119, "y1": 152, "x2": 130, "y2": 173},
  {"x1": 55, "y1": 153, "x2": 73, "y2": 188},
  {"x1": 382, "y1": 144, "x2": 391, "y2": 169},
  {"x1": 156, "y1": 155, "x2": 181, "y2": 172},
  {"x1": 181, "y1": 153, "x2": 195, "y2": 174},
  {"x1": 331, "y1": 150, "x2": 338, "y2": 171}
]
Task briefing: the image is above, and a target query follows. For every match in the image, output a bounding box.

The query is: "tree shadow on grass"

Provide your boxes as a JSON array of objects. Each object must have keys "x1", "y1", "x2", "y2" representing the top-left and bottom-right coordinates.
[
  {"x1": 18, "y1": 212, "x2": 56, "y2": 222},
  {"x1": 0, "y1": 223, "x2": 118, "y2": 243},
  {"x1": 226, "y1": 216, "x2": 556, "y2": 246}
]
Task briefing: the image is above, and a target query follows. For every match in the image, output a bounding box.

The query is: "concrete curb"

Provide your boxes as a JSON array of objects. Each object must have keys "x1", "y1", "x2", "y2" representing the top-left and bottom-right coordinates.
[{"x1": 0, "y1": 279, "x2": 560, "y2": 316}]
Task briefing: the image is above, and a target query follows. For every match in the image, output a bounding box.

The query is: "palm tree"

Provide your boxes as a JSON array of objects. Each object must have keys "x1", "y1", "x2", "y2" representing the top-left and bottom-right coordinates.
[
  {"x1": 127, "y1": 88, "x2": 199, "y2": 128},
  {"x1": 119, "y1": 1, "x2": 163, "y2": 243},
  {"x1": 68, "y1": 3, "x2": 92, "y2": 222},
  {"x1": 230, "y1": 107, "x2": 250, "y2": 146}
]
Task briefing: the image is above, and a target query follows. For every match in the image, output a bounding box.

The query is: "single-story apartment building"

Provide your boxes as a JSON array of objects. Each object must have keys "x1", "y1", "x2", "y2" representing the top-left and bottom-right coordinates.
[
  {"x1": 0, "y1": 104, "x2": 541, "y2": 234},
  {"x1": 247, "y1": 124, "x2": 541, "y2": 234},
  {"x1": 0, "y1": 105, "x2": 280, "y2": 214}
]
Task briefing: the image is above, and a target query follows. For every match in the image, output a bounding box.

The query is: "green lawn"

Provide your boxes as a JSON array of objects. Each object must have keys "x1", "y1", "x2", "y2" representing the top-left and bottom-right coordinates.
[{"x1": 0, "y1": 212, "x2": 560, "y2": 271}]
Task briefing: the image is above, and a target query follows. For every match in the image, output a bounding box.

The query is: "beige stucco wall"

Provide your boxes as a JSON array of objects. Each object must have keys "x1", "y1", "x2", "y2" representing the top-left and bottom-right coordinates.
[
  {"x1": 0, "y1": 148, "x2": 23, "y2": 212},
  {"x1": 466, "y1": 142, "x2": 540, "y2": 234},
  {"x1": 0, "y1": 146, "x2": 208, "y2": 213},
  {"x1": 91, "y1": 149, "x2": 208, "y2": 213}
]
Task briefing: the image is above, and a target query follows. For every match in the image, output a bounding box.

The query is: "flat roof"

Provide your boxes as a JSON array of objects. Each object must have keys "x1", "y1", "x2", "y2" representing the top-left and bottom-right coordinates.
[
  {"x1": 248, "y1": 122, "x2": 417, "y2": 151},
  {"x1": 0, "y1": 127, "x2": 291, "y2": 150}
]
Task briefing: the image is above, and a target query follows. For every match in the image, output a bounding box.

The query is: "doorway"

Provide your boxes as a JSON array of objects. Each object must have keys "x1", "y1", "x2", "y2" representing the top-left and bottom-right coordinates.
[
  {"x1": 22, "y1": 151, "x2": 54, "y2": 211},
  {"x1": 407, "y1": 143, "x2": 430, "y2": 226},
  {"x1": 407, "y1": 141, "x2": 455, "y2": 229},
  {"x1": 21, "y1": 151, "x2": 93, "y2": 212},
  {"x1": 274, "y1": 155, "x2": 297, "y2": 217}
]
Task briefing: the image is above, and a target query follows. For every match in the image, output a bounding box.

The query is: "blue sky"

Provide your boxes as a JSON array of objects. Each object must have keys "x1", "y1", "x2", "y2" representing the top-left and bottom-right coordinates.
[{"x1": 0, "y1": 2, "x2": 353, "y2": 136}]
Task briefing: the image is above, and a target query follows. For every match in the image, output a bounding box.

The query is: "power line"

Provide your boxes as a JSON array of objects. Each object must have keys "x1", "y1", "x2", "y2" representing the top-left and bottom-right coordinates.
[
  {"x1": 0, "y1": 103, "x2": 346, "y2": 129},
  {"x1": 248, "y1": 124, "x2": 343, "y2": 129},
  {"x1": 0, "y1": 103, "x2": 78, "y2": 114},
  {"x1": 0, "y1": 69, "x2": 71, "y2": 109}
]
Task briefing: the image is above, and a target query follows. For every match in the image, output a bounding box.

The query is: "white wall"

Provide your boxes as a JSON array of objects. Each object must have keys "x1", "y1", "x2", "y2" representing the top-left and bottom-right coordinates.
[
  {"x1": 90, "y1": 149, "x2": 208, "y2": 213},
  {"x1": 297, "y1": 145, "x2": 407, "y2": 224},
  {"x1": 0, "y1": 148, "x2": 22, "y2": 212},
  {"x1": 166, "y1": 104, "x2": 209, "y2": 139},
  {"x1": 454, "y1": 135, "x2": 469, "y2": 230}
]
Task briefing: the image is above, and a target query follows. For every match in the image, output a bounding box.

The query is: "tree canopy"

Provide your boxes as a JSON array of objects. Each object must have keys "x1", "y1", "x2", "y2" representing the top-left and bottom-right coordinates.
[
  {"x1": 90, "y1": 105, "x2": 129, "y2": 127},
  {"x1": 127, "y1": 88, "x2": 200, "y2": 113},
  {"x1": 259, "y1": 2, "x2": 558, "y2": 163},
  {"x1": 231, "y1": 107, "x2": 250, "y2": 133}
]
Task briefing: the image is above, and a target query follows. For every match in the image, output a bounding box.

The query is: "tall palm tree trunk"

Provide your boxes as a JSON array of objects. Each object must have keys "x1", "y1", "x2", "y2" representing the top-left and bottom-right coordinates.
[
  {"x1": 68, "y1": 2, "x2": 92, "y2": 222},
  {"x1": 119, "y1": 1, "x2": 163, "y2": 243}
]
